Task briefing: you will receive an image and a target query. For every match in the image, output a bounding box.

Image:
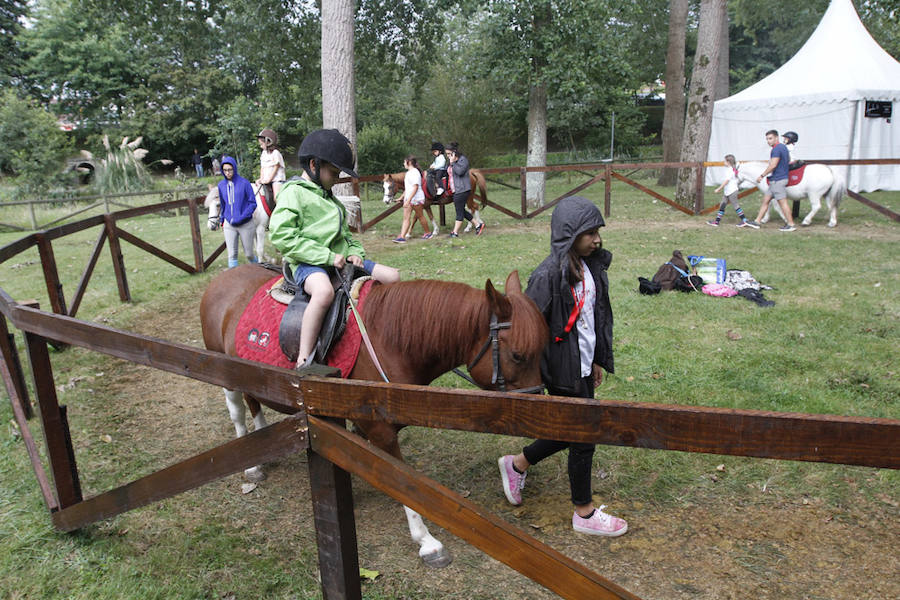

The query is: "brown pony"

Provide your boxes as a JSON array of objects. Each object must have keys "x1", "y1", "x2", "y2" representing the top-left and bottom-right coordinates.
[
  {"x1": 381, "y1": 169, "x2": 487, "y2": 235},
  {"x1": 199, "y1": 265, "x2": 547, "y2": 567}
]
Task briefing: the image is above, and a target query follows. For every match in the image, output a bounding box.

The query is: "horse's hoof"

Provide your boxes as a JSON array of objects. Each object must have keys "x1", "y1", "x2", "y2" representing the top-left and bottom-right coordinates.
[
  {"x1": 828, "y1": 222, "x2": 837, "y2": 228},
  {"x1": 244, "y1": 466, "x2": 266, "y2": 482},
  {"x1": 421, "y1": 547, "x2": 452, "y2": 568}
]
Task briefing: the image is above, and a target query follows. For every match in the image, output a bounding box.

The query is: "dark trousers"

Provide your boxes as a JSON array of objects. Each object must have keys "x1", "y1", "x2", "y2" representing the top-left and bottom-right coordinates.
[
  {"x1": 522, "y1": 375, "x2": 595, "y2": 506},
  {"x1": 452, "y1": 191, "x2": 473, "y2": 222}
]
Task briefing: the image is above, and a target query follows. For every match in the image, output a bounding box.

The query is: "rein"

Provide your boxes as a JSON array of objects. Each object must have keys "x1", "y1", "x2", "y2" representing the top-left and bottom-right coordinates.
[{"x1": 452, "y1": 313, "x2": 544, "y2": 395}]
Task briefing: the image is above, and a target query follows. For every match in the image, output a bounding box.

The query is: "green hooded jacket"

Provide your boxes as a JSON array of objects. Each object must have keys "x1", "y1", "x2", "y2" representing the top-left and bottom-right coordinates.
[{"x1": 268, "y1": 178, "x2": 365, "y2": 270}]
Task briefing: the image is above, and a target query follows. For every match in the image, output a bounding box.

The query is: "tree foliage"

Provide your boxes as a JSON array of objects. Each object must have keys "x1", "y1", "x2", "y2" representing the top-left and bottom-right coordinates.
[{"x1": 0, "y1": 89, "x2": 72, "y2": 194}]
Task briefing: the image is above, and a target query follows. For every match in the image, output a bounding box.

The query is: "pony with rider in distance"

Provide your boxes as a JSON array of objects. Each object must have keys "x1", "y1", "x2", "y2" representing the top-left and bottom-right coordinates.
[{"x1": 382, "y1": 168, "x2": 488, "y2": 236}]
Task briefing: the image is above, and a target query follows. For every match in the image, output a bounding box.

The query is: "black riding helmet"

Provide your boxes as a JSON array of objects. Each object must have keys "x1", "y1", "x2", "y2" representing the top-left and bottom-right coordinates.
[
  {"x1": 430, "y1": 141, "x2": 444, "y2": 152},
  {"x1": 297, "y1": 129, "x2": 359, "y2": 185},
  {"x1": 783, "y1": 131, "x2": 798, "y2": 144}
]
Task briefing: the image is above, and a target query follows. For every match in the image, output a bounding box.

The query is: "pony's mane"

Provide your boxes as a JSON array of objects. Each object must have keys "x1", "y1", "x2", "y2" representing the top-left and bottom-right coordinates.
[{"x1": 364, "y1": 279, "x2": 546, "y2": 367}]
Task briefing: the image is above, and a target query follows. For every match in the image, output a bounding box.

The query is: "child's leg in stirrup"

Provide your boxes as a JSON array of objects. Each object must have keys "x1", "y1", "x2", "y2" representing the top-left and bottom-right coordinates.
[{"x1": 296, "y1": 271, "x2": 334, "y2": 366}]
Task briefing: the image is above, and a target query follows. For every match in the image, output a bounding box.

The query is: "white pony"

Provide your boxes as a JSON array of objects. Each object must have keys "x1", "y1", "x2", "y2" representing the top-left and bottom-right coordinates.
[
  {"x1": 203, "y1": 184, "x2": 277, "y2": 263},
  {"x1": 735, "y1": 162, "x2": 845, "y2": 227}
]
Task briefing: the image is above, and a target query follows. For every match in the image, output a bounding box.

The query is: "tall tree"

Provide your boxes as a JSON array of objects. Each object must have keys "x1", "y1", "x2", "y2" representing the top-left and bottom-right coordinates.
[
  {"x1": 675, "y1": 0, "x2": 725, "y2": 207},
  {"x1": 0, "y1": 0, "x2": 27, "y2": 86},
  {"x1": 716, "y1": 6, "x2": 729, "y2": 99},
  {"x1": 657, "y1": 0, "x2": 689, "y2": 186},
  {"x1": 473, "y1": 0, "x2": 647, "y2": 207},
  {"x1": 321, "y1": 0, "x2": 357, "y2": 196}
]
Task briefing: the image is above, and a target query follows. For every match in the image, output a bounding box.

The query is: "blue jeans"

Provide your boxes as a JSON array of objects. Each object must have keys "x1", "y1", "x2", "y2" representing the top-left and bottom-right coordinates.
[{"x1": 194, "y1": 163, "x2": 204, "y2": 177}]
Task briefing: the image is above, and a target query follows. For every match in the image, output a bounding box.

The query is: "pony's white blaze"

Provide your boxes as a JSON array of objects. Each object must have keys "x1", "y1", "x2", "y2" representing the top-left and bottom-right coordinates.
[
  {"x1": 736, "y1": 162, "x2": 845, "y2": 227},
  {"x1": 204, "y1": 187, "x2": 275, "y2": 261}
]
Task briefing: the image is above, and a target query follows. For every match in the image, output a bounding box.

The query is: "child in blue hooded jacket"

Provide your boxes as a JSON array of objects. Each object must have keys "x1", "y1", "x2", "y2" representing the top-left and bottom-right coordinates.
[{"x1": 217, "y1": 156, "x2": 258, "y2": 268}]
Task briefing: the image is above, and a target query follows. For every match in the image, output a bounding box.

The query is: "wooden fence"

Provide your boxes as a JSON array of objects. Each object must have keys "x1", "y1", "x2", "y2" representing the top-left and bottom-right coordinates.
[
  {"x1": 0, "y1": 186, "x2": 206, "y2": 231},
  {"x1": 1, "y1": 201, "x2": 899, "y2": 599},
  {"x1": 348, "y1": 158, "x2": 900, "y2": 231}
]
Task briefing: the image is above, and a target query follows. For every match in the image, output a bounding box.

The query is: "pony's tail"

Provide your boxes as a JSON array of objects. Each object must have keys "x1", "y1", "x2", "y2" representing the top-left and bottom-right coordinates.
[{"x1": 827, "y1": 169, "x2": 846, "y2": 210}]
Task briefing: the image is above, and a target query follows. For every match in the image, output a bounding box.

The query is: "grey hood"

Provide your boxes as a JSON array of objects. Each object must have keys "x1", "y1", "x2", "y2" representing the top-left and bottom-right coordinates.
[{"x1": 549, "y1": 196, "x2": 606, "y2": 273}]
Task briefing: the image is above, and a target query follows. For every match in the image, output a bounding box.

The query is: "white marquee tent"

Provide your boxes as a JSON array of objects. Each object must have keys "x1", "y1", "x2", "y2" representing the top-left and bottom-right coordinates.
[{"x1": 706, "y1": 0, "x2": 900, "y2": 191}]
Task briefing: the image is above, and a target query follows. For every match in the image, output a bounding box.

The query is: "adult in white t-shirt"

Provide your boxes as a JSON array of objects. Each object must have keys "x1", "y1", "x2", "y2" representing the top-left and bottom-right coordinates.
[{"x1": 393, "y1": 156, "x2": 432, "y2": 243}]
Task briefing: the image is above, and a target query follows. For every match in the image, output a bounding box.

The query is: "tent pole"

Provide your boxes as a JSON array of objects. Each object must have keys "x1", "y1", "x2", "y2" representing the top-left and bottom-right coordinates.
[{"x1": 845, "y1": 100, "x2": 860, "y2": 190}]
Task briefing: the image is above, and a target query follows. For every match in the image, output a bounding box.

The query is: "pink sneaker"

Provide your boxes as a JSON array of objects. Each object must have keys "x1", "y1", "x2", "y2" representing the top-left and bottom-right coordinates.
[
  {"x1": 498, "y1": 455, "x2": 526, "y2": 505},
  {"x1": 572, "y1": 505, "x2": 628, "y2": 537}
]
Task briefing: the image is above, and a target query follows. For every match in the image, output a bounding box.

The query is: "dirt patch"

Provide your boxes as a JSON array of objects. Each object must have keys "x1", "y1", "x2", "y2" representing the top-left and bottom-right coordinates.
[{"x1": 70, "y1": 275, "x2": 899, "y2": 600}]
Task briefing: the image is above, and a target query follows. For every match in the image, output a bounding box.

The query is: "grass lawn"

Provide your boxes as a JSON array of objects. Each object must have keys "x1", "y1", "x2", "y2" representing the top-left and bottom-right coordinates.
[{"x1": 1, "y1": 171, "x2": 898, "y2": 599}]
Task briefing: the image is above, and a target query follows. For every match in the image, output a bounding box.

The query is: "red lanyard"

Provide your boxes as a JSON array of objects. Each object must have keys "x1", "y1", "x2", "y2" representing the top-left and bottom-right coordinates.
[{"x1": 564, "y1": 280, "x2": 586, "y2": 334}]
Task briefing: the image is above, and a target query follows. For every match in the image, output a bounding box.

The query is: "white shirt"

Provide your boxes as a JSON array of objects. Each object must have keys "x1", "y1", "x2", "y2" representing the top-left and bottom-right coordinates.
[
  {"x1": 260, "y1": 148, "x2": 286, "y2": 182},
  {"x1": 404, "y1": 168, "x2": 425, "y2": 204},
  {"x1": 722, "y1": 167, "x2": 739, "y2": 195},
  {"x1": 573, "y1": 259, "x2": 596, "y2": 378}
]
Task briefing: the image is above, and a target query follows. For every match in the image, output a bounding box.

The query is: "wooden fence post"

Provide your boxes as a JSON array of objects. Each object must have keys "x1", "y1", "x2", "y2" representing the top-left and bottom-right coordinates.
[
  {"x1": 604, "y1": 165, "x2": 612, "y2": 218},
  {"x1": 35, "y1": 234, "x2": 67, "y2": 316},
  {"x1": 187, "y1": 196, "x2": 204, "y2": 272},
  {"x1": 24, "y1": 331, "x2": 82, "y2": 509},
  {"x1": 520, "y1": 167, "x2": 527, "y2": 217},
  {"x1": 28, "y1": 199, "x2": 38, "y2": 230},
  {"x1": 104, "y1": 215, "x2": 131, "y2": 302},
  {"x1": 0, "y1": 313, "x2": 32, "y2": 420},
  {"x1": 308, "y1": 418, "x2": 362, "y2": 600},
  {"x1": 694, "y1": 163, "x2": 705, "y2": 214}
]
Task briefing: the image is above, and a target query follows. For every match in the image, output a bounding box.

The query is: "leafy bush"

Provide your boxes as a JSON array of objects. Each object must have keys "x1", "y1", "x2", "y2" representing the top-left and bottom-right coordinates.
[
  {"x1": 0, "y1": 89, "x2": 72, "y2": 194},
  {"x1": 357, "y1": 124, "x2": 408, "y2": 176}
]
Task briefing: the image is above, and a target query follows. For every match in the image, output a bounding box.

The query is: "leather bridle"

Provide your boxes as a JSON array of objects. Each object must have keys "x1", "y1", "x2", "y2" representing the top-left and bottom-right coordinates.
[{"x1": 452, "y1": 313, "x2": 544, "y2": 395}]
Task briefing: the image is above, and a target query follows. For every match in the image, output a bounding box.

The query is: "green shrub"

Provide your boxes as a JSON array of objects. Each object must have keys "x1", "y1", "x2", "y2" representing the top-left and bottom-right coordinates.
[
  {"x1": 0, "y1": 89, "x2": 72, "y2": 194},
  {"x1": 357, "y1": 124, "x2": 408, "y2": 176}
]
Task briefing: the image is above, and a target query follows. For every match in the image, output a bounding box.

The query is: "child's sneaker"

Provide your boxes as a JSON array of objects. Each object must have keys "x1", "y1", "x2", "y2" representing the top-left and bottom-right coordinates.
[
  {"x1": 736, "y1": 220, "x2": 750, "y2": 228},
  {"x1": 572, "y1": 506, "x2": 628, "y2": 537},
  {"x1": 421, "y1": 232, "x2": 433, "y2": 240},
  {"x1": 706, "y1": 220, "x2": 719, "y2": 227},
  {"x1": 392, "y1": 237, "x2": 406, "y2": 244},
  {"x1": 779, "y1": 224, "x2": 796, "y2": 232},
  {"x1": 744, "y1": 220, "x2": 760, "y2": 229},
  {"x1": 449, "y1": 232, "x2": 459, "y2": 238},
  {"x1": 436, "y1": 187, "x2": 444, "y2": 195},
  {"x1": 498, "y1": 455, "x2": 526, "y2": 505}
]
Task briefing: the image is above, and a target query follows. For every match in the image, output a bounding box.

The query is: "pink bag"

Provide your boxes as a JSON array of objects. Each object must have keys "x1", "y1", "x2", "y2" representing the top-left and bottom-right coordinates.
[{"x1": 702, "y1": 283, "x2": 737, "y2": 297}]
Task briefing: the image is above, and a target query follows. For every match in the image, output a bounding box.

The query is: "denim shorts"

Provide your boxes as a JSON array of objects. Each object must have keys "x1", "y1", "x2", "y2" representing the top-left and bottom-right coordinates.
[{"x1": 291, "y1": 259, "x2": 376, "y2": 287}]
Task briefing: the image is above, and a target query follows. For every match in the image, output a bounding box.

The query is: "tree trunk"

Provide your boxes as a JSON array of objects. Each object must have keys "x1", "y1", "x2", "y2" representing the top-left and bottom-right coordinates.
[
  {"x1": 321, "y1": 0, "x2": 357, "y2": 197},
  {"x1": 657, "y1": 0, "x2": 689, "y2": 186},
  {"x1": 526, "y1": 83, "x2": 547, "y2": 208},
  {"x1": 675, "y1": 0, "x2": 726, "y2": 208},
  {"x1": 716, "y1": 8, "x2": 730, "y2": 100}
]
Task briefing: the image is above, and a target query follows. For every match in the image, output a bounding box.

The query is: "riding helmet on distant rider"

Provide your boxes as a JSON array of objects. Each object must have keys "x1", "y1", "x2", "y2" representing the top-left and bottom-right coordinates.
[
  {"x1": 783, "y1": 131, "x2": 798, "y2": 144},
  {"x1": 430, "y1": 141, "x2": 445, "y2": 153},
  {"x1": 257, "y1": 128, "x2": 278, "y2": 148},
  {"x1": 297, "y1": 128, "x2": 358, "y2": 185}
]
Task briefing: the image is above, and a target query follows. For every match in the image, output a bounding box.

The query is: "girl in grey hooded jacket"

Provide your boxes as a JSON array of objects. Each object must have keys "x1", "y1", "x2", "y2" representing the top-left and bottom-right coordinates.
[{"x1": 497, "y1": 196, "x2": 628, "y2": 537}]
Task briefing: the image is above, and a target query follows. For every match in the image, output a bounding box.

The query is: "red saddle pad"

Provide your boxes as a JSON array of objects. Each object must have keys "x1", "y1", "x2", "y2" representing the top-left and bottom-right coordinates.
[
  {"x1": 234, "y1": 276, "x2": 373, "y2": 377},
  {"x1": 787, "y1": 164, "x2": 807, "y2": 187}
]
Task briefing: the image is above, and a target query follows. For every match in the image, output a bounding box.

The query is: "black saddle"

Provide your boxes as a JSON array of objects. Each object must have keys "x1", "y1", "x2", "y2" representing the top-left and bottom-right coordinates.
[{"x1": 278, "y1": 263, "x2": 366, "y2": 364}]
